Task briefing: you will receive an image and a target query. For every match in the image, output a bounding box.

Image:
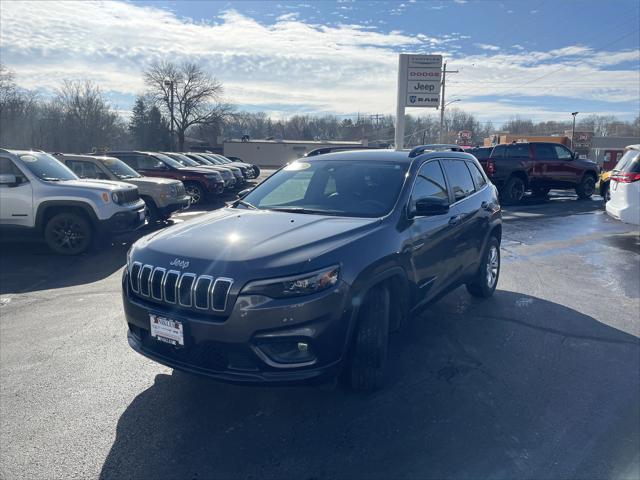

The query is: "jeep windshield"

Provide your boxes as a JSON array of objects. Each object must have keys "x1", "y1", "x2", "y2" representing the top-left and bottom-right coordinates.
[
  {"x1": 239, "y1": 159, "x2": 408, "y2": 218},
  {"x1": 18, "y1": 152, "x2": 77, "y2": 181},
  {"x1": 100, "y1": 157, "x2": 141, "y2": 179}
]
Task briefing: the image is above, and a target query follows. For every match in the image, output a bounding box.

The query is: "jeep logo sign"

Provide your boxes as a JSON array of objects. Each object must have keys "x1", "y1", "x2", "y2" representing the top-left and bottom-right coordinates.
[
  {"x1": 411, "y1": 81, "x2": 437, "y2": 92},
  {"x1": 169, "y1": 258, "x2": 190, "y2": 269}
]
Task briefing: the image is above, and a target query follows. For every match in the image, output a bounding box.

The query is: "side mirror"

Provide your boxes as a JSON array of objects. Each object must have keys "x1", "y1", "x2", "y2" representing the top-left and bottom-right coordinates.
[
  {"x1": 411, "y1": 197, "x2": 449, "y2": 217},
  {"x1": 238, "y1": 187, "x2": 254, "y2": 198},
  {"x1": 0, "y1": 174, "x2": 17, "y2": 185}
]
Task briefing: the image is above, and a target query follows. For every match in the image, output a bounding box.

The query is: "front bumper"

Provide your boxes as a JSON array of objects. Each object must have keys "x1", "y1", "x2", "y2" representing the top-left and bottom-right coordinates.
[
  {"x1": 205, "y1": 181, "x2": 225, "y2": 195},
  {"x1": 122, "y1": 273, "x2": 351, "y2": 385},
  {"x1": 99, "y1": 204, "x2": 146, "y2": 234}
]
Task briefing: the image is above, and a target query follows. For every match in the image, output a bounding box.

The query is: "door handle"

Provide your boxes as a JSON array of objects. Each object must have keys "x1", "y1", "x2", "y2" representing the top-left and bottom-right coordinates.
[
  {"x1": 449, "y1": 215, "x2": 462, "y2": 226},
  {"x1": 412, "y1": 241, "x2": 425, "y2": 252}
]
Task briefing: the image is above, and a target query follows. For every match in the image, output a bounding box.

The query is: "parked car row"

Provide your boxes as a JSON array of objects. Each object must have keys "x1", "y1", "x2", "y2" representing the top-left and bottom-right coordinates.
[
  {"x1": 0, "y1": 148, "x2": 262, "y2": 255},
  {"x1": 465, "y1": 142, "x2": 600, "y2": 204},
  {"x1": 91, "y1": 151, "x2": 260, "y2": 205}
]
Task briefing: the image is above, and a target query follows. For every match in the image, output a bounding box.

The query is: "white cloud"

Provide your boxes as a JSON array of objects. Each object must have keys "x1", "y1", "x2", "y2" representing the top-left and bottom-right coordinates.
[
  {"x1": 475, "y1": 43, "x2": 501, "y2": 51},
  {"x1": 0, "y1": 0, "x2": 637, "y2": 122}
]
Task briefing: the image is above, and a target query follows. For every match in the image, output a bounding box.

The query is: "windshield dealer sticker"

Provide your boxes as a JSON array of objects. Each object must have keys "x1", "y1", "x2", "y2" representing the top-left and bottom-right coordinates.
[{"x1": 284, "y1": 161, "x2": 310, "y2": 171}]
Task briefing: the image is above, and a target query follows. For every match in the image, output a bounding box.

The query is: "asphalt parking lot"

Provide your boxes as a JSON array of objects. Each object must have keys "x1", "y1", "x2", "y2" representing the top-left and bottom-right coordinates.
[{"x1": 1, "y1": 185, "x2": 639, "y2": 479}]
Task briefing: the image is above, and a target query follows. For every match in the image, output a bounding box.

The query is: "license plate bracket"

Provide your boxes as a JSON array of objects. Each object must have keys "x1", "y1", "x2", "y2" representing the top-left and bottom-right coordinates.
[{"x1": 149, "y1": 314, "x2": 184, "y2": 346}]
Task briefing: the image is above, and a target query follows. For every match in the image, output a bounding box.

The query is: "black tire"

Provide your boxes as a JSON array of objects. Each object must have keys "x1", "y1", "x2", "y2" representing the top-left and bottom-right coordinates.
[
  {"x1": 600, "y1": 182, "x2": 610, "y2": 202},
  {"x1": 576, "y1": 174, "x2": 596, "y2": 199},
  {"x1": 532, "y1": 187, "x2": 551, "y2": 197},
  {"x1": 143, "y1": 197, "x2": 160, "y2": 223},
  {"x1": 184, "y1": 182, "x2": 205, "y2": 205},
  {"x1": 502, "y1": 176, "x2": 526, "y2": 204},
  {"x1": 43, "y1": 212, "x2": 93, "y2": 255},
  {"x1": 466, "y1": 236, "x2": 500, "y2": 298},
  {"x1": 348, "y1": 284, "x2": 390, "y2": 392}
]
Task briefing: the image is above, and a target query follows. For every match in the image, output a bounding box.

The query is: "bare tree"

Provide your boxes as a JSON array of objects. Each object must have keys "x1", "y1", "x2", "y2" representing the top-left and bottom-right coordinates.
[{"x1": 144, "y1": 61, "x2": 233, "y2": 151}]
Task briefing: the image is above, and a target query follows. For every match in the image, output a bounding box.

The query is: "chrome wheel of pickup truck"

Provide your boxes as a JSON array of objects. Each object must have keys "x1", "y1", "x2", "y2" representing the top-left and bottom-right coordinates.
[{"x1": 44, "y1": 212, "x2": 93, "y2": 255}]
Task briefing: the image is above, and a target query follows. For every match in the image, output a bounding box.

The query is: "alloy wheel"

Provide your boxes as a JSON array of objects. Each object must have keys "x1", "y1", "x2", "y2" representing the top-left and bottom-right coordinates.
[{"x1": 486, "y1": 245, "x2": 499, "y2": 288}]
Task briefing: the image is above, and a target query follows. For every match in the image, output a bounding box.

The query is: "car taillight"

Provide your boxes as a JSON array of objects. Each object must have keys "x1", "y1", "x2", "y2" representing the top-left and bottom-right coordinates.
[
  {"x1": 485, "y1": 160, "x2": 496, "y2": 176},
  {"x1": 611, "y1": 172, "x2": 640, "y2": 183}
]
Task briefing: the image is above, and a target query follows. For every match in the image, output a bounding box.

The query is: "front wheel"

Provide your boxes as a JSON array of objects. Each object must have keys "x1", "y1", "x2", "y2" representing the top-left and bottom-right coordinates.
[
  {"x1": 44, "y1": 212, "x2": 93, "y2": 255},
  {"x1": 576, "y1": 175, "x2": 596, "y2": 199},
  {"x1": 466, "y1": 236, "x2": 500, "y2": 298},
  {"x1": 184, "y1": 182, "x2": 205, "y2": 205},
  {"x1": 348, "y1": 284, "x2": 390, "y2": 392}
]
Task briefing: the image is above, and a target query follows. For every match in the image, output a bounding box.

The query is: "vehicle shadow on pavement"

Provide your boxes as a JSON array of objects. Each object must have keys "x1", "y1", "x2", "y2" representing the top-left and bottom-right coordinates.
[{"x1": 99, "y1": 290, "x2": 639, "y2": 480}]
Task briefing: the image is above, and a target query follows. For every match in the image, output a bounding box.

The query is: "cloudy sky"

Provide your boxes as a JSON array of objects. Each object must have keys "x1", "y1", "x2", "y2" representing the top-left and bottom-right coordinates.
[{"x1": 1, "y1": 0, "x2": 639, "y2": 124}]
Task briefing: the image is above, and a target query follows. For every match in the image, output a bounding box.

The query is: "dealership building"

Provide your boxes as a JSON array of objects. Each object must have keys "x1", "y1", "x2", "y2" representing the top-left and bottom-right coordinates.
[{"x1": 222, "y1": 139, "x2": 366, "y2": 167}]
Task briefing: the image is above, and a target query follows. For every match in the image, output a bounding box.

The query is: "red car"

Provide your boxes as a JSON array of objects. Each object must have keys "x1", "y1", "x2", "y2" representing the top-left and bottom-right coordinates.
[{"x1": 101, "y1": 151, "x2": 224, "y2": 205}]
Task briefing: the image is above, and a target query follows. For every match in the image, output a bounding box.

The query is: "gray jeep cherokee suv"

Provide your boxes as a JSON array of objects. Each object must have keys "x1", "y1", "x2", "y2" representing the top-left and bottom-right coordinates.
[{"x1": 123, "y1": 148, "x2": 502, "y2": 390}]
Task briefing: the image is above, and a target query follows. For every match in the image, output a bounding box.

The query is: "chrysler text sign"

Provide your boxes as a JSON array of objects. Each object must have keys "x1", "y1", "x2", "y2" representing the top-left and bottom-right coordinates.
[{"x1": 399, "y1": 54, "x2": 442, "y2": 108}]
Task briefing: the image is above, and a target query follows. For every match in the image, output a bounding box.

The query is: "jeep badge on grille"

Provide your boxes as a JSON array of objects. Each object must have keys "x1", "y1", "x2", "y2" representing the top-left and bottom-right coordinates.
[{"x1": 169, "y1": 258, "x2": 190, "y2": 269}]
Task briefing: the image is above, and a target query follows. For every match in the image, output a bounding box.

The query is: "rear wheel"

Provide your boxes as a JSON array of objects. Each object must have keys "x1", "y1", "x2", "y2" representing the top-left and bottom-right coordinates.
[
  {"x1": 576, "y1": 174, "x2": 596, "y2": 199},
  {"x1": 348, "y1": 284, "x2": 390, "y2": 392},
  {"x1": 502, "y1": 176, "x2": 526, "y2": 204},
  {"x1": 600, "y1": 182, "x2": 610, "y2": 202},
  {"x1": 466, "y1": 236, "x2": 500, "y2": 298},
  {"x1": 143, "y1": 197, "x2": 161, "y2": 223},
  {"x1": 184, "y1": 182, "x2": 205, "y2": 205},
  {"x1": 44, "y1": 212, "x2": 93, "y2": 255}
]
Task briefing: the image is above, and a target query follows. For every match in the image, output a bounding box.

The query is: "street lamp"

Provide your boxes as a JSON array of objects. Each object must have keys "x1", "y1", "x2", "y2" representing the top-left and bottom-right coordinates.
[
  {"x1": 439, "y1": 99, "x2": 461, "y2": 143},
  {"x1": 571, "y1": 111, "x2": 579, "y2": 150},
  {"x1": 164, "y1": 80, "x2": 175, "y2": 151}
]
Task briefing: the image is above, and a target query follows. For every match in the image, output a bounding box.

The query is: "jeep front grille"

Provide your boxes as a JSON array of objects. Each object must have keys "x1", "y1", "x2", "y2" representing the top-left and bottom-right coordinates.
[
  {"x1": 119, "y1": 188, "x2": 140, "y2": 204},
  {"x1": 129, "y1": 262, "x2": 233, "y2": 312}
]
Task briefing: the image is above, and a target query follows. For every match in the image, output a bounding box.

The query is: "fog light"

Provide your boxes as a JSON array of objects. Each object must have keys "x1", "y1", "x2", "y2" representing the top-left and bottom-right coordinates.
[{"x1": 257, "y1": 341, "x2": 316, "y2": 364}]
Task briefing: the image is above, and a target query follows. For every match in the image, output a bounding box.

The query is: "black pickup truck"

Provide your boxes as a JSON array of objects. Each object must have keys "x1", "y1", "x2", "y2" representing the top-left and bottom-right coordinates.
[{"x1": 477, "y1": 142, "x2": 599, "y2": 204}]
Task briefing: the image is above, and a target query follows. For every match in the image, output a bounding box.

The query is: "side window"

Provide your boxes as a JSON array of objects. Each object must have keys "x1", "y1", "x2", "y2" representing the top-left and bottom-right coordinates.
[
  {"x1": 491, "y1": 144, "x2": 506, "y2": 158},
  {"x1": 412, "y1": 161, "x2": 448, "y2": 203},
  {"x1": 66, "y1": 160, "x2": 102, "y2": 179},
  {"x1": 507, "y1": 143, "x2": 531, "y2": 158},
  {"x1": 467, "y1": 162, "x2": 487, "y2": 189},
  {"x1": 0, "y1": 158, "x2": 27, "y2": 182},
  {"x1": 114, "y1": 155, "x2": 137, "y2": 170},
  {"x1": 554, "y1": 145, "x2": 573, "y2": 160},
  {"x1": 535, "y1": 143, "x2": 557, "y2": 159},
  {"x1": 137, "y1": 155, "x2": 165, "y2": 170},
  {"x1": 444, "y1": 160, "x2": 476, "y2": 201}
]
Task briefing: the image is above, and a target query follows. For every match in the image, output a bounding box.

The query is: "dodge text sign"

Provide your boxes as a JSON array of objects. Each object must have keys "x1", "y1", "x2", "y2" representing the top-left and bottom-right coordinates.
[{"x1": 399, "y1": 54, "x2": 442, "y2": 108}]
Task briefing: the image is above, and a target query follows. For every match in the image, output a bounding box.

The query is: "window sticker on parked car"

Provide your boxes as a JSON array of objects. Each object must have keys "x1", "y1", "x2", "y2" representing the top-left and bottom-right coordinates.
[{"x1": 284, "y1": 161, "x2": 310, "y2": 171}]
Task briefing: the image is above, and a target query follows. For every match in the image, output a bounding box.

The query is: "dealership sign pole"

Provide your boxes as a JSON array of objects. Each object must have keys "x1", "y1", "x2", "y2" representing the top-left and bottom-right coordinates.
[{"x1": 395, "y1": 54, "x2": 443, "y2": 150}]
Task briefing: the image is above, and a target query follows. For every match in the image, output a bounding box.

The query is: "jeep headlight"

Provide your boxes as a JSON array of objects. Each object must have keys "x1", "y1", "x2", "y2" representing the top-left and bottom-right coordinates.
[
  {"x1": 168, "y1": 184, "x2": 178, "y2": 197},
  {"x1": 111, "y1": 191, "x2": 122, "y2": 204},
  {"x1": 241, "y1": 266, "x2": 340, "y2": 299},
  {"x1": 206, "y1": 173, "x2": 222, "y2": 181}
]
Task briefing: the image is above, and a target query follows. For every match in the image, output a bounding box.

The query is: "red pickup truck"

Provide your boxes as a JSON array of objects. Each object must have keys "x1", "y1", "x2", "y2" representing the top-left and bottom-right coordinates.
[{"x1": 476, "y1": 142, "x2": 599, "y2": 204}]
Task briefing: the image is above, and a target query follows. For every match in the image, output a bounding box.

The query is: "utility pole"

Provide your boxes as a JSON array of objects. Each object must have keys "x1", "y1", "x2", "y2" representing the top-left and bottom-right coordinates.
[
  {"x1": 439, "y1": 62, "x2": 458, "y2": 143},
  {"x1": 571, "y1": 111, "x2": 579, "y2": 150}
]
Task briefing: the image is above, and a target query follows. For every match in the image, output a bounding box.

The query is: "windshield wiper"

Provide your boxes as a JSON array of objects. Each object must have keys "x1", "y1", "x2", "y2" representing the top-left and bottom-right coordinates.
[
  {"x1": 234, "y1": 199, "x2": 258, "y2": 210},
  {"x1": 41, "y1": 177, "x2": 62, "y2": 181},
  {"x1": 269, "y1": 207, "x2": 343, "y2": 216}
]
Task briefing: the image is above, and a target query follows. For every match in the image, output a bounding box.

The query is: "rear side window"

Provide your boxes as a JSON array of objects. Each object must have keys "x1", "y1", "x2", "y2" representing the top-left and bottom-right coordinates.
[
  {"x1": 412, "y1": 161, "x2": 448, "y2": 202},
  {"x1": 507, "y1": 143, "x2": 531, "y2": 158},
  {"x1": 491, "y1": 145, "x2": 506, "y2": 158},
  {"x1": 535, "y1": 143, "x2": 557, "y2": 159},
  {"x1": 444, "y1": 160, "x2": 476, "y2": 202},
  {"x1": 615, "y1": 150, "x2": 640, "y2": 173},
  {"x1": 467, "y1": 162, "x2": 487, "y2": 189}
]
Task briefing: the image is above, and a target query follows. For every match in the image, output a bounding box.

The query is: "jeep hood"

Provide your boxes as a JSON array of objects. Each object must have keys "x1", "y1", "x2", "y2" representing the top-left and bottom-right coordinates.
[
  {"x1": 126, "y1": 177, "x2": 181, "y2": 187},
  {"x1": 133, "y1": 208, "x2": 380, "y2": 275},
  {"x1": 60, "y1": 179, "x2": 137, "y2": 191}
]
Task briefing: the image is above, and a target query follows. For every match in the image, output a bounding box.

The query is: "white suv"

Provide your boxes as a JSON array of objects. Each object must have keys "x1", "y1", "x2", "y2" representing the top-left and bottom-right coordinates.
[
  {"x1": 606, "y1": 145, "x2": 640, "y2": 226},
  {"x1": 0, "y1": 149, "x2": 147, "y2": 254}
]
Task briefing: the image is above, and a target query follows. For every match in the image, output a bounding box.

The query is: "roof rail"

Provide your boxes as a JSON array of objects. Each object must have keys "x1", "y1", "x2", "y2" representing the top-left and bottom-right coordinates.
[
  {"x1": 408, "y1": 144, "x2": 465, "y2": 157},
  {"x1": 305, "y1": 146, "x2": 383, "y2": 157}
]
